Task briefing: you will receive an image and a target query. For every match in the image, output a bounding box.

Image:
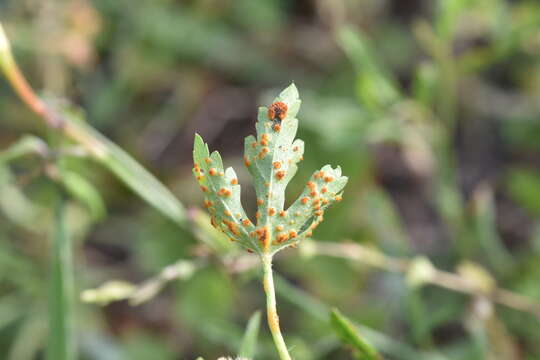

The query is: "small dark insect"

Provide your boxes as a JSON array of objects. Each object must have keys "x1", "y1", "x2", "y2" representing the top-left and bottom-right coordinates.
[{"x1": 267, "y1": 101, "x2": 288, "y2": 123}]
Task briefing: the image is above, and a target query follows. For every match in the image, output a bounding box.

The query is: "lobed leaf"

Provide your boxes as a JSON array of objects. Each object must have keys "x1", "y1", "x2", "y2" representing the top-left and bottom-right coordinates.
[{"x1": 193, "y1": 84, "x2": 347, "y2": 255}]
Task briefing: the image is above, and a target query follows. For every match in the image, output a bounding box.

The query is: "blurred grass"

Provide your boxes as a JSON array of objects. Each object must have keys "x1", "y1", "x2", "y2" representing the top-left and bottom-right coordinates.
[{"x1": 1, "y1": 0, "x2": 540, "y2": 359}]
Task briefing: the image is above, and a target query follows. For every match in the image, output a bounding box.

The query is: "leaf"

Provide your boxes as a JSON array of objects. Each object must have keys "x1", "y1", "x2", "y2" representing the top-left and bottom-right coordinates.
[
  {"x1": 330, "y1": 308, "x2": 381, "y2": 360},
  {"x1": 0, "y1": 135, "x2": 48, "y2": 163},
  {"x1": 61, "y1": 171, "x2": 106, "y2": 221},
  {"x1": 193, "y1": 84, "x2": 348, "y2": 255},
  {"x1": 336, "y1": 26, "x2": 401, "y2": 111},
  {"x1": 46, "y1": 196, "x2": 76, "y2": 360},
  {"x1": 193, "y1": 134, "x2": 257, "y2": 252},
  {"x1": 66, "y1": 119, "x2": 187, "y2": 226},
  {"x1": 237, "y1": 311, "x2": 261, "y2": 359}
]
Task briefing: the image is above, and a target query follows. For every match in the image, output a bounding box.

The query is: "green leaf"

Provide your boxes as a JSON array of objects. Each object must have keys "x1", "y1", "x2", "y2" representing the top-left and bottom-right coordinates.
[
  {"x1": 193, "y1": 84, "x2": 348, "y2": 255},
  {"x1": 238, "y1": 311, "x2": 261, "y2": 358},
  {"x1": 330, "y1": 308, "x2": 381, "y2": 360},
  {"x1": 51, "y1": 104, "x2": 188, "y2": 226},
  {"x1": 46, "y1": 196, "x2": 76, "y2": 360},
  {"x1": 336, "y1": 26, "x2": 401, "y2": 112},
  {"x1": 0, "y1": 135, "x2": 48, "y2": 163},
  {"x1": 193, "y1": 133, "x2": 257, "y2": 252},
  {"x1": 61, "y1": 171, "x2": 106, "y2": 221}
]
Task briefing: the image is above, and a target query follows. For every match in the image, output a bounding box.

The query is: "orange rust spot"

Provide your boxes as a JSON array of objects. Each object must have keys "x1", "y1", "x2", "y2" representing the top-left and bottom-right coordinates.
[
  {"x1": 203, "y1": 200, "x2": 213, "y2": 208},
  {"x1": 200, "y1": 185, "x2": 208, "y2": 192},
  {"x1": 218, "y1": 188, "x2": 232, "y2": 197},
  {"x1": 224, "y1": 210, "x2": 232, "y2": 217},
  {"x1": 273, "y1": 161, "x2": 281, "y2": 169},
  {"x1": 267, "y1": 309, "x2": 280, "y2": 332},
  {"x1": 236, "y1": 213, "x2": 242, "y2": 218},
  {"x1": 307, "y1": 181, "x2": 316, "y2": 190},
  {"x1": 289, "y1": 230, "x2": 297, "y2": 238},
  {"x1": 313, "y1": 205, "x2": 321, "y2": 211},
  {"x1": 256, "y1": 226, "x2": 270, "y2": 250},
  {"x1": 312, "y1": 198, "x2": 321, "y2": 206},
  {"x1": 276, "y1": 225, "x2": 284, "y2": 231},
  {"x1": 273, "y1": 123, "x2": 281, "y2": 132},
  {"x1": 223, "y1": 220, "x2": 240, "y2": 236},
  {"x1": 255, "y1": 211, "x2": 261, "y2": 220},
  {"x1": 251, "y1": 141, "x2": 258, "y2": 148},
  {"x1": 306, "y1": 231, "x2": 313, "y2": 237},
  {"x1": 335, "y1": 195, "x2": 343, "y2": 202},
  {"x1": 293, "y1": 146, "x2": 299, "y2": 152},
  {"x1": 261, "y1": 134, "x2": 270, "y2": 146},
  {"x1": 322, "y1": 199, "x2": 329, "y2": 205},
  {"x1": 277, "y1": 233, "x2": 289, "y2": 243},
  {"x1": 244, "y1": 156, "x2": 251, "y2": 167},
  {"x1": 314, "y1": 210, "x2": 323, "y2": 216},
  {"x1": 275, "y1": 171, "x2": 286, "y2": 180},
  {"x1": 268, "y1": 101, "x2": 288, "y2": 121},
  {"x1": 268, "y1": 207, "x2": 276, "y2": 216},
  {"x1": 300, "y1": 156, "x2": 304, "y2": 161},
  {"x1": 279, "y1": 210, "x2": 286, "y2": 217},
  {"x1": 314, "y1": 170, "x2": 325, "y2": 179},
  {"x1": 310, "y1": 190, "x2": 318, "y2": 198},
  {"x1": 301, "y1": 197, "x2": 309, "y2": 204},
  {"x1": 257, "y1": 198, "x2": 264, "y2": 206},
  {"x1": 258, "y1": 147, "x2": 270, "y2": 159},
  {"x1": 242, "y1": 218, "x2": 251, "y2": 226},
  {"x1": 324, "y1": 176, "x2": 334, "y2": 183},
  {"x1": 204, "y1": 157, "x2": 211, "y2": 164},
  {"x1": 231, "y1": 178, "x2": 238, "y2": 185},
  {"x1": 196, "y1": 175, "x2": 204, "y2": 181},
  {"x1": 208, "y1": 168, "x2": 217, "y2": 176},
  {"x1": 321, "y1": 187, "x2": 328, "y2": 194}
]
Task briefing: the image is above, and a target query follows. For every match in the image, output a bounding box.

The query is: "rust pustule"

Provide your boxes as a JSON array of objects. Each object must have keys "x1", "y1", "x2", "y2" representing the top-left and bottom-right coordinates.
[
  {"x1": 218, "y1": 187, "x2": 231, "y2": 197},
  {"x1": 275, "y1": 170, "x2": 286, "y2": 180},
  {"x1": 256, "y1": 226, "x2": 270, "y2": 251},
  {"x1": 267, "y1": 101, "x2": 288, "y2": 122}
]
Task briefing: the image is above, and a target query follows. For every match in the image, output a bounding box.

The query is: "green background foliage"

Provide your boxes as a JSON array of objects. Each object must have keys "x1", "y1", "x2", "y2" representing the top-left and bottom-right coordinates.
[{"x1": 1, "y1": 0, "x2": 540, "y2": 359}]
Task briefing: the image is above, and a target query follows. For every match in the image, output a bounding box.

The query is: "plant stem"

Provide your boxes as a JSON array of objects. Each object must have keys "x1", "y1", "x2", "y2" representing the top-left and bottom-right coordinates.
[{"x1": 261, "y1": 254, "x2": 292, "y2": 360}]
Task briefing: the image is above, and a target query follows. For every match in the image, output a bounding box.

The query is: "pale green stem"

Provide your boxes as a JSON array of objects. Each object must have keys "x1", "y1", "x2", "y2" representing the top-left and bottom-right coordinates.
[{"x1": 261, "y1": 254, "x2": 292, "y2": 360}]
